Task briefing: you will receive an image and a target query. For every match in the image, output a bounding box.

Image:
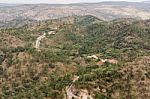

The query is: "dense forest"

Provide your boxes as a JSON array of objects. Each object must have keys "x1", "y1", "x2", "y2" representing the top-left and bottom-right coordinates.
[{"x1": 0, "y1": 15, "x2": 150, "y2": 99}]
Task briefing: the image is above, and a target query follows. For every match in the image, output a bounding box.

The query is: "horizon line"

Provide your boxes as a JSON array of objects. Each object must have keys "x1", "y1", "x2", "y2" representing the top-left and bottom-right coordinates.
[{"x1": 0, "y1": 1, "x2": 146, "y2": 5}]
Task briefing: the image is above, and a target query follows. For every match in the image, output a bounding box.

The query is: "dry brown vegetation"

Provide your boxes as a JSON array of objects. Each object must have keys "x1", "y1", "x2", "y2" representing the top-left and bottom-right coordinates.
[{"x1": 0, "y1": 15, "x2": 150, "y2": 98}]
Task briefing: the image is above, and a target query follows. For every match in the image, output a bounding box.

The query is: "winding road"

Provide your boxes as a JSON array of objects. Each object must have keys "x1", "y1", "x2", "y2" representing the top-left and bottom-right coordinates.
[
  {"x1": 66, "y1": 76, "x2": 79, "y2": 99},
  {"x1": 35, "y1": 33, "x2": 46, "y2": 49},
  {"x1": 35, "y1": 31, "x2": 55, "y2": 49},
  {"x1": 66, "y1": 76, "x2": 93, "y2": 99}
]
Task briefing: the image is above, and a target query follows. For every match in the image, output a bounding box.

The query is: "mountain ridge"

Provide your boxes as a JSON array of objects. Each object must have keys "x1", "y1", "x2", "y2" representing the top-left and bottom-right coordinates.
[{"x1": 0, "y1": 1, "x2": 150, "y2": 28}]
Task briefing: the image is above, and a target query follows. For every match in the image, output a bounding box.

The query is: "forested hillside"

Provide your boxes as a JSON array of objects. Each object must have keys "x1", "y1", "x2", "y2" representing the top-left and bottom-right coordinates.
[{"x1": 0, "y1": 15, "x2": 150, "y2": 99}]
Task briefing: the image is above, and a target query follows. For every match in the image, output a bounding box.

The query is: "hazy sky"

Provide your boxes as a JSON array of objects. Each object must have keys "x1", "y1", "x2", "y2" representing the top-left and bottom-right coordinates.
[{"x1": 0, "y1": 0, "x2": 147, "y2": 4}]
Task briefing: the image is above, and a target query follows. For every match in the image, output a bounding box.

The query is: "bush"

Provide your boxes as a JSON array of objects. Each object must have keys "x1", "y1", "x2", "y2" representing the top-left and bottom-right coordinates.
[{"x1": 0, "y1": 56, "x2": 4, "y2": 65}]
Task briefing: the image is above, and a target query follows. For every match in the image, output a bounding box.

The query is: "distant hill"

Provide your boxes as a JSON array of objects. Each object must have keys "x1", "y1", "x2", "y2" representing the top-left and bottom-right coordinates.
[
  {"x1": 0, "y1": 1, "x2": 150, "y2": 28},
  {"x1": 143, "y1": 0, "x2": 150, "y2": 3},
  {"x1": 0, "y1": 3, "x2": 19, "y2": 7}
]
